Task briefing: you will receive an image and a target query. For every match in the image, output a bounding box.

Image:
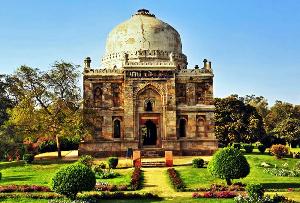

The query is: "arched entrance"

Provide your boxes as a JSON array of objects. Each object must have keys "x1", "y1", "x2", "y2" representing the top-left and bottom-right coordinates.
[
  {"x1": 136, "y1": 86, "x2": 162, "y2": 148},
  {"x1": 142, "y1": 120, "x2": 157, "y2": 145}
]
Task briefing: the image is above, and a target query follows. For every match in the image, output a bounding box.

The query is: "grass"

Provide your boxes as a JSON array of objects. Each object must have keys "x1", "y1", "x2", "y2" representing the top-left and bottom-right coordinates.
[
  {"x1": 0, "y1": 160, "x2": 74, "y2": 186},
  {"x1": 177, "y1": 153, "x2": 300, "y2": 190},
  {"x1": 96, "y1": 168, "x2": 133, "y2": 185},
  {"x1": 0, "y1": 197, "x2": 235, "y2": 203},
  {"x1": 2, "y1": 151, "x2": 300, "y2": 202},
  {"x1": 0, "y1": 198, "x2": 49, "y2": 203}
]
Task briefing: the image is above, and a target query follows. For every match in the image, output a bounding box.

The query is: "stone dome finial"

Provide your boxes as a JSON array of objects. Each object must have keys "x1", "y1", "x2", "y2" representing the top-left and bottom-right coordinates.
[{"x1": 134, "y1": 9, "x2": 155, "y2": 17}]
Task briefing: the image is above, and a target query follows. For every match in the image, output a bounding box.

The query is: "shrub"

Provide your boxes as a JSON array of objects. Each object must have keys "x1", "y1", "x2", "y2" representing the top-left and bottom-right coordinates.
[
  {"x1": 23, "y1": 153, "x2": 34, "y2": 164},
  {"x1": 37, "y1": 137, "x2": 57, "y2": 153},
  {"x1": 270, "y1": 144, "x2": 289, "y2": 159},
  {"x1": 246, "y1": 183, "x2": 264, "y2": 198},
  {"x1": 193, "y1": 191, "x2": 237, "y2": 198},
  {"x1": 243, "y1": 144, "x2": 254, "y2": 153},
  {"x1": 207, "y1": 147, "x2": 250, "y2": 185},
  {"x1": 51, "y1": 162, "x2": 96, "y2": 200},
  {"x1": 295, "y1": 161, "x2": 300, "y2": 170},
  {"x1": 60, "y1": 136, "x2": 80, "y2": 151},
  {"x1": 0, "y1": 185, "x2": 51, "y2": 193},
  {"x1": 77, "y1": 155, "x2": 94, "y2": 168},
  {"x1": 292, "y1": 152, "x2": 300, "y2": 159},
  {"x1": 232, "y1": 143, "x2": 241, "y2": 149},
  {"x1": 130, "y1": 167, "x2": 142, "y2": 190},
  {"x1": 37, "y1": 136, "x2": 80, "y2": 153},
  {"x1": 93, "y1": 162, "x2": 106, "y2": 174},
  {"x1": 167, "y1": 168, "x2": 186, "y2": 191},
  {"x1": 234, "y1": 194, "x2": 273, "y2": 203},
  {"x1": 107, "y1": 157, "x2": 118, "y2": 169},
  {"x1": 192, "y1": 158, "x2": 204, "y2": 168},
  {"x1": 258, "y1": 144, "x2": 266, "y2": 154}
]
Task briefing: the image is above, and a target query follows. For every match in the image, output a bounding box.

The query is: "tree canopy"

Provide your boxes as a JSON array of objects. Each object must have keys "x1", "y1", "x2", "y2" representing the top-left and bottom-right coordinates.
[{"x1": 214, "y1": 95, "x2": 266, "y2": 145}]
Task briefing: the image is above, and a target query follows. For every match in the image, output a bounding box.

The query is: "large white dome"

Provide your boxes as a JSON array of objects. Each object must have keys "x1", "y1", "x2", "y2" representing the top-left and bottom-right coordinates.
[{"x1": 101, "y1": 9, "x2": 187, "y2": 69}]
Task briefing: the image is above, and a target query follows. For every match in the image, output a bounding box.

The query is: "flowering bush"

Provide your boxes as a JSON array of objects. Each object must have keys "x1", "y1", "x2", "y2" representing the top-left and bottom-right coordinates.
[
  {"x1": 193, "y1": 191, "x2": 237, "y2": 198},
  {"x1": 95, "y1": 182, "x2": 128, "y2": 192},
  {"x1": 167, "y1": 168, "x2": 185, "y2": 191},
  {"x1": 234, "y1": 194, "x2": 296, "y2": 203},
  {"x1": 130, "y1": 167, "x2": 142, "y2": 190},
  {"x1": 95, "y1": 169, "x2": 120, "y2": 179},
  {"x1": 263, "y1": 167, "x2": 300, "y2": 177},
  {"x1": 270, "y1": 144, "x2": 289, "y2": 159},
  {"x1": 0, "y1": 185, "x2": 51, "y2": 193}
]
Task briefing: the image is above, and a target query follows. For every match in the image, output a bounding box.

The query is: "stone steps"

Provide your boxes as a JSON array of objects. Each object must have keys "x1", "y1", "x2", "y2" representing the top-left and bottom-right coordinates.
[
  {"x1": 141, "y1": 148, "x2": 164, "y2": 158},
  {"x1": 142, "y1": 161, "x2": 165, "y2": 167}
]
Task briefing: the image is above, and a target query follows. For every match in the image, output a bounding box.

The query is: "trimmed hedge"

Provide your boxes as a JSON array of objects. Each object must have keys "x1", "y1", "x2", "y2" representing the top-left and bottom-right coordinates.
[
  {"x1": 208, "y1": 147, "x2": 250, "y2": 185},
  {"x1": 38, "y1": 136, "x2": 80, "y2": 153},
  {"x1": 107, "y1": 157, "x2": 118, "y2": 169},
  {"x1": 130, "y1": 167, "x2": 143, "y2": 190},
  {"x1": 23, "y1": 154, "x2": 34, "y2": 164},
  {"x1": 246, "y1": 183, "x2": 264, "y2": 198},
  {"x1": 243, "y1": 144, "x2": 254, "y2": 153},
  {"x1": 0, "y1": 185, "x2": 51, "y2": 193},
  {"x1": 51, "y1": 162, "x2": 96, "y2": 200},
  {"x1": 258, "y1": 144, "x2": 266, "y2": 154},
  {"x1": 192, "y1": 158, "x2": 205, "y2": 168},
  {"x1": 167, "y1": 168, "x2": 185, "y2": 191}
]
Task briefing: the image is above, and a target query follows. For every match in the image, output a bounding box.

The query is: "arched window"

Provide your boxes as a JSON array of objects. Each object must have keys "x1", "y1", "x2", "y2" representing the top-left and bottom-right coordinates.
[
  {"x1": 113, "y1": 119, "x2": 121, "y2": 138},
  {"x1": 94, "y1": 86, "x2": 102, "y2": 107},
  {"x1": 197, "y1": 117, "x2": 206, "y2": 137},
  {"x1": 145, "y1": 100, "x2": 153, "y2": 111},
  {"x1": 179, "y1": 118, "x2": 187, "y2": 138}
]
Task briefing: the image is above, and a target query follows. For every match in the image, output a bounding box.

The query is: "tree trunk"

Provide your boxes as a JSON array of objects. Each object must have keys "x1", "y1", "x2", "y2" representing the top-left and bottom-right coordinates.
[
  {"x1": 226, "y1": 178, "x2": 232, "y2": 185},
  {"x1": 56, "y1": 135, "x2": 62, "y2": 159}
]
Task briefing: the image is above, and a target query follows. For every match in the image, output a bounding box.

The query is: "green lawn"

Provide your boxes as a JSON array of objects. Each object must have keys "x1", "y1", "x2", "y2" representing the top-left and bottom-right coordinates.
[
  {"x1": 177, "y1": 153, "x2": 300, "y2": 190},
  {"x1": 96, "y1": 168, "x2": 133, "y2": 185},
  {"x1": 0, "y1": 160, "x2": 74, "y2": 186},
  {"x1": 0, "y1": 197, "x2": 235, "y2": 203},
  {"x1": 2, "y1": 153, "x2": 300, "y2": 202}
]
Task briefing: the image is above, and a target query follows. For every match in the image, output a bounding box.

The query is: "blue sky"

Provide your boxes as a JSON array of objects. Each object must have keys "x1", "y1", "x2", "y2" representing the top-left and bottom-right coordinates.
[{"x1": 0, "y1": 0, "x2": 300, "y2": 105}]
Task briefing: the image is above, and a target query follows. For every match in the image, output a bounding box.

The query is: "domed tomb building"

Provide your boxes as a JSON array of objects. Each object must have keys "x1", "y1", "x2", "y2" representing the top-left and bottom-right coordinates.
[{"x1": 80, "y1": 9, "x2": 217, "y2": 157}]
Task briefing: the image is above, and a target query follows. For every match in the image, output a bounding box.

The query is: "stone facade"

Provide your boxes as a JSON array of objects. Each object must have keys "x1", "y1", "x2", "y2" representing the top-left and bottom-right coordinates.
[{"x1": 79, "y1": 9, "x2": 218, "y2": 157}]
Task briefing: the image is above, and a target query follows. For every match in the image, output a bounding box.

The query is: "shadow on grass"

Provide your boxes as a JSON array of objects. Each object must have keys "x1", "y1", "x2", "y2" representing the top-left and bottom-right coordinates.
[
  {"x1": 0, "y1": 159, "x2": 75, "y2": 170},
  {"x1": 0, "y1": 161, "x2": 24, "y2": 170},
  {"x1": 0, "y1": 175, "x2": 34, "y2": 184},
  {"x1": 261, "y1": 182, "x2": 300, "y2": 189},
  {"x1": 33, "y1": 159, "x2": 75, "y2": 165}
]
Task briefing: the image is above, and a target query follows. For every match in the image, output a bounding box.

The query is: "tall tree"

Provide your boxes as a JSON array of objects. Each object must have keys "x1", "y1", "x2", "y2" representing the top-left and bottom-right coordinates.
[
  {"x1": 273, "y1": 117, "x2": 300, "y2": 146},
  {"x1": 265, "y1": 101, "x2": 300, "y2": 133},
  {"x1": 240, "y1": 95, "x2": 269, "y2": 121},
  {"x1": 0, "y1": 75, "x2": 15, "y2": 126},
  {"x1": 215, "y1": 95, "x2": 266, "y2": 145},
  {"x1": 6, "y1": 61, "x2": 81, "y2": 158}
]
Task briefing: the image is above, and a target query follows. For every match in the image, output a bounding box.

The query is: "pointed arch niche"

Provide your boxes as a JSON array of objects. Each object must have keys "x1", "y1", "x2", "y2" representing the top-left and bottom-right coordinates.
[{"x1": 196, "y1": 115, "x2": 207, "y2": 138}]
